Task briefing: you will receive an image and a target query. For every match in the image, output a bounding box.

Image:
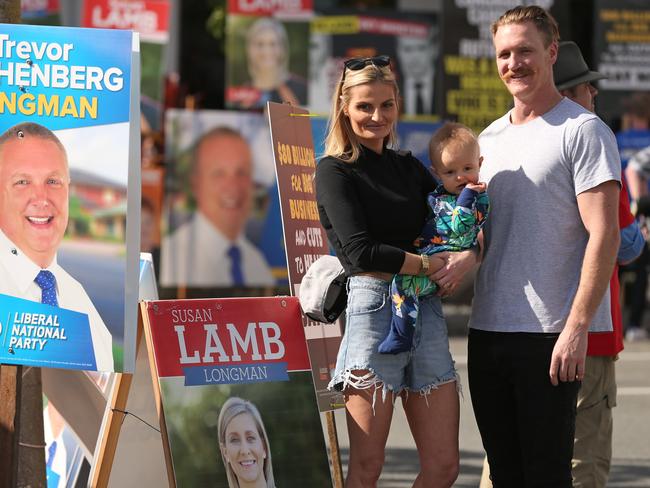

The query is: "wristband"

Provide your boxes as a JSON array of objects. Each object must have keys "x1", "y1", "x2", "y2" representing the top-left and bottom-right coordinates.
[{"x1": 420, "y1": 254, "x2": 430, "y2": 275}]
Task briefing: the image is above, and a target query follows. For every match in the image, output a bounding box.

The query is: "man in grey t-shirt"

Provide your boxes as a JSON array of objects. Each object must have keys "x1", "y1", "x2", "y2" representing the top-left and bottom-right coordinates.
[{"x1": 465, "y1": 6, "x2": 621, "y2": 487}]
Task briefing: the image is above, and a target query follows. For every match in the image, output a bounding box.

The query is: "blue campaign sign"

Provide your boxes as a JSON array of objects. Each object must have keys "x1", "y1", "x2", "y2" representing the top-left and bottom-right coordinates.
[
  {"x1": 183, "y1": 362, "x2": 289, "y2": 386},
  {"x1": 617, "y1": 129, "x2": 650, "y2": 169},
  {"x1": 0, "y1": 294, "x2": 97, "y2": 370},
  {"x1": 0, "y1": 23, "x2": 133, "y2": 132}
]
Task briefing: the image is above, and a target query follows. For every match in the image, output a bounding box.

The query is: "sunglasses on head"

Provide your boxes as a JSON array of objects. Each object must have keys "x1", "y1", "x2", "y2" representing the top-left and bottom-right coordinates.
[{"x1": 341, "y1": 55, "x2": 391, "y2": 82}]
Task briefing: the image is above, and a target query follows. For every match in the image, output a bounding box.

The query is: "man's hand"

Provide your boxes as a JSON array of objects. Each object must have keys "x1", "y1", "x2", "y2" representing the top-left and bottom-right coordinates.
[
  {"x1": 549, "y1": 325, "x2": 588, "y2": 386},
  {"x1": 431, "y1": 249, "x2": 478, "y2": 297}
]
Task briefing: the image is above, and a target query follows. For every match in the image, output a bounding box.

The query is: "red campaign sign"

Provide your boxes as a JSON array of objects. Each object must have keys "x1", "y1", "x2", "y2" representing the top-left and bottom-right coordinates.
[
  {"x1": 358, "y1": 16, "x2": 430, "y2": 38},
  {"x1": 21, "y1": 0, "x2": 59, "y2": 15},
  {"x1": 146, "y1": 297, "x2": 310, "y2": 378},
  {"x1": 82, "y1": 0, "x2": 170, "y2": 43},
  {"x1": 227, "y1": 0, "x2": 313, "y2": 16}
]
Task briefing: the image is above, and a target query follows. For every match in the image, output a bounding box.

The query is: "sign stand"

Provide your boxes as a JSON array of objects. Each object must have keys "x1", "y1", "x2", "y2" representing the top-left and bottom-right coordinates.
[
  {"x1": 267, "y1": 101, "x2": 345, "y2": 487},
  {"x1": 0, "y1": 365, "x2": 21, "y2": 487}
]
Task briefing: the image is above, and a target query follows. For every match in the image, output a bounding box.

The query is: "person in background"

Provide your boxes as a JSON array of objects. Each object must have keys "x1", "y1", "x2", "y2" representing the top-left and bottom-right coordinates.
[
  {"x1": 554, "y1": 41, "x2": 644, "y2": 486},
  {"x1": 316, "y1": 55, "x2": 463, "y2": 487},
  {"x1": 622, "y1": 125, "x2": 650, "y2": 342},
  {"x1": 481, "y1": 39, "x2": 645, "y2": 488}
]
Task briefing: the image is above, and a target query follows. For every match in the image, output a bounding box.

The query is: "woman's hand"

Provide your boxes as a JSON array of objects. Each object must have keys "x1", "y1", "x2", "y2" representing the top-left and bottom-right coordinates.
[{"x1": 431, "y1": 249, "x2": 478, "y2": 297}]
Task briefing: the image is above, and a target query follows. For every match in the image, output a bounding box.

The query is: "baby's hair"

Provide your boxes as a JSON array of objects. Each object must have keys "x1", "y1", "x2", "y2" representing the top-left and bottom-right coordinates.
[{"x1": 429, "y1": 122, "x2": 479, "y2": 169}]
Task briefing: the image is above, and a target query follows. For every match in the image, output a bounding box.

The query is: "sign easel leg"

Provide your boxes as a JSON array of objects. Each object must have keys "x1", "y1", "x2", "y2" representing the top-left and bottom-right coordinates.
[
  {"x1": 326, "y1": 410, "x2": 344, "y2": 488},
  {"x1": 0, "y1": 364, "x2": 21, "y2": 488}
]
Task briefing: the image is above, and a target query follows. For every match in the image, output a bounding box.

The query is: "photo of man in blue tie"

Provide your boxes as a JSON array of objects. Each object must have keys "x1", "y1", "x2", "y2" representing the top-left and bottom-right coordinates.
[
  {"x1": 0, "y1": 122, "x2": 114, "y2": 372},
  {"x1": 160, "y1": 126, "x2": 274, "y2": 287}
]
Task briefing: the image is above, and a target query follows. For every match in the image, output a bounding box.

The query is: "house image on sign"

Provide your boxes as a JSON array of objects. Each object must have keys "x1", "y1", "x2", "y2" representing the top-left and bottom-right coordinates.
[{"x1": 68, "y1": 168, "x2": 128, "y2": 241}]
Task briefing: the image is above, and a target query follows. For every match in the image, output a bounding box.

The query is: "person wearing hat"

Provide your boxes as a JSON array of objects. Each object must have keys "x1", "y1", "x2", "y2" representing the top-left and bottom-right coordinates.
[
  {"x1": 554, "y1": 40, "x2": 645, "y2": 488},
  {"x1": 480, "y1": 40, "x2": 644, "y2": 488},
  {"x1": 465, "y1": 6, "x2": 621, "y2": 487}
]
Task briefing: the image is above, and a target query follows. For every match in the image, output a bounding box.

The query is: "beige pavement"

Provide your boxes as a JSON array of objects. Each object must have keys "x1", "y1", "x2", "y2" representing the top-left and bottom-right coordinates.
[{"x1": 328, "y1": 336, "x2": 650, "y2": 487}]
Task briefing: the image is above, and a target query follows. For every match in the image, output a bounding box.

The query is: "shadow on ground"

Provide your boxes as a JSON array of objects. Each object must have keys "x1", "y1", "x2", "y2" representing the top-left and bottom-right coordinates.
[{"x1": 338, "y1": 448, "x2": 485, "y2": 487}]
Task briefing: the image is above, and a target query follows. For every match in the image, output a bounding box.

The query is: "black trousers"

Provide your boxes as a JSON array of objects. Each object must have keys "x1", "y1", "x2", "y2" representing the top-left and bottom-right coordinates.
[{"x1": 468, "y1": 328, "x2": 581, "y2": 488}]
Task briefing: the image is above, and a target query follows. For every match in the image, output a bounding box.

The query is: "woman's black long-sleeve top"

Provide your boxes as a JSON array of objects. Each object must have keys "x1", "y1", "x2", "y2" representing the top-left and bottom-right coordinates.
[{"x1": 315, "y1": 146, "x2": 436, "y2": 277}]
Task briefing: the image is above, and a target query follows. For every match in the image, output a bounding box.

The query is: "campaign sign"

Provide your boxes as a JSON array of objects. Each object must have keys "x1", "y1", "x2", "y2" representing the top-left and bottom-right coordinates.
[
  {"x1": 0, "y1": 24, "x2": 132, "y2": 132},
  {"x1": 146, "y1": 297, "x2": 309, "y2": 383},
  {"x1": 267, "y1": 102, "x2": 344, "y2": 412},
  {"x1": 0, "y1": 293, "x2": 96, "y2": 370},
  {"x1": 0, "y1": 23, "x2": 141, "y2": 373},
  {"x1": 82, "y1": 0, "x2": 171, "y2": 44},
  {"x1": 144, "y1": 297, "x2": 332, "y2": 487}
]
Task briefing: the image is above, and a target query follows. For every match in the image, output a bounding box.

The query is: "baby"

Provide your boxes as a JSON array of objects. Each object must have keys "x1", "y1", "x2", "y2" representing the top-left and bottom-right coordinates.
[{"x1": 379, "y1": 122, "x2": 489, "y2": 354}]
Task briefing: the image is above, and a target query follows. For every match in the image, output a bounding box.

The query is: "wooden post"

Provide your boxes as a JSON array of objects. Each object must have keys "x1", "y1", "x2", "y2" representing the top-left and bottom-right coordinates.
[
  {"x1": 0, "y1": 5, "x2": 47, "y2": 487},
  {"x1": 0, "y1": 0, "x2": 20, "y2": 23},
  {"x1": 325, "y1": 411, "x2": 344, "y2": 488},
  {"x1": 0, "y1": 365, "x2": 21, "y2": 487},
  {"x1": 17, "y1": 367, "x2": 46, "y2": 487}
]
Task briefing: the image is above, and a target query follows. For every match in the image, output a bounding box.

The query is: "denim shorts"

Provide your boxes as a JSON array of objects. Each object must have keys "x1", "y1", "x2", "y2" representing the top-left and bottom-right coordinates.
[{"x1": 328, "y1": 275, "x2": 458, "y2": 403}]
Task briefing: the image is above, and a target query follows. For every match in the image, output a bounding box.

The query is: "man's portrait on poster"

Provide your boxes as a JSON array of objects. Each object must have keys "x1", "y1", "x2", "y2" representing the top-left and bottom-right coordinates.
[
  {"x1": 0, "y1": 122, "x2": 114, "y2": 371},
  {"x1": 160, "y1": 126, "x2": 274, "y2": 287}
]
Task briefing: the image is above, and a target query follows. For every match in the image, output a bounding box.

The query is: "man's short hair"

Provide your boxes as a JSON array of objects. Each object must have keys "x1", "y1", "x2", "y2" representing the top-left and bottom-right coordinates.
[
  {"x1": 429, "y1": 122, "x2": 479, "y2": 168},
  {"x1": 190, "y1": 126, "x2": 247, "y2": 178},
  {"x1": 491, "y1": 5, "x2": 560, "y2": 47},
  {"x1": 0, "y1": 122, "x2": 68, "y2": 163}
]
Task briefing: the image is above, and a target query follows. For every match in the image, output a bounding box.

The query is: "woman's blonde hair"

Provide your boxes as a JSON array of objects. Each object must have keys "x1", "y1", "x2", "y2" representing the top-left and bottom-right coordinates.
[
  {"x1": 323, "y1": 62, "x2": 399, "y2": 163},
  {"x1": 218, "y1": 397, "x2": 275, "y2": 488},
  {"x1": 246, "y1": 17, "x2": 289, "y2": 85}
]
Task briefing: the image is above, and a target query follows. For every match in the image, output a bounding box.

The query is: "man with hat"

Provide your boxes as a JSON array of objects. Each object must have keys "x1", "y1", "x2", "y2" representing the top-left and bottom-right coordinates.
[
  {"x1": 554, "y1": 40, "x2": 644, "y2": 487},
  {"x1": 460, "y1": 6, "x2": 621, "y2": 486}
]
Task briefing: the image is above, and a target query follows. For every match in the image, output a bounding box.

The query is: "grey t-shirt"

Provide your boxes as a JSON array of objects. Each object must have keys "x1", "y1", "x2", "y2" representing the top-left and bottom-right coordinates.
[{"x1": 470, "y1": 98, "x2": 620, "y2": 333}]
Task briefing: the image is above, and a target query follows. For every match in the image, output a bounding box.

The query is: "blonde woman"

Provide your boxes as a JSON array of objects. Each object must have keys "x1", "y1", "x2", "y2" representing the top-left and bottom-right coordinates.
[
  {"x1": 218, "y1": 397, "x2": 275, "y2": 488},
  {"x1": 240, "y1": 17, "x2": 306, "y2": 109},
  {"x1": 315, "y1": 56, "x2": 472, "y2": 487}
]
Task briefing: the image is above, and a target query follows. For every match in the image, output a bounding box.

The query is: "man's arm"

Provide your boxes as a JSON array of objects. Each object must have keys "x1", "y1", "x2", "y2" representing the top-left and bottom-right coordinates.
[{"x1": 549, "y1": 180, "x2": 620, "y2": 386}]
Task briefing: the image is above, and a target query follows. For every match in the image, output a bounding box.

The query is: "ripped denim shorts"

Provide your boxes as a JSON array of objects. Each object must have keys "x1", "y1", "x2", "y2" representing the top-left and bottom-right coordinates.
[{"x1": 327, "y1": 275, "x2": 458, "y2": 403}]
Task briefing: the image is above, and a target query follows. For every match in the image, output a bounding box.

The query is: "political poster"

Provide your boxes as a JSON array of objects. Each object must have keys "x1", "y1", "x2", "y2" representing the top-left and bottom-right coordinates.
[
  {"x1": 143, "y1": 296, "x2": 332, "y2": 487},
  {"x1": 81, "y1": 0, "x2": 170, "y2": 105},
  {"x1": 161, "y1": 109, "x2": 287, "y2": 289},
  {"x1": 225, "y1": 0, "x2": 311, "y2": 110},
  {"x1": 594, "y1": 0, "x2": 650, "y2": 124},
  {"x1": 0, "y1": 24, "x2": 141, "y2": 372},
  {"x1": 439, "y1": 0, "x2": 568, "y2": 133},
  {"x1": 82, "y1": 0, "x2": 171, "y2": 44},
  {"x1": 267, "y1": 102, "x2": 344, "y2": 411},
  {"x1": 439, "y1": 0, "x2": 513, "y2": 133},
  {"x1": 309, "y1": 13, "x2": 439, "y2": 118},
  {"x1": 310, "y1": 115, "x2": 442, "y2": 169},
  {"x1": 21, "y1": 0, "x2": 60, "y2": 24}
]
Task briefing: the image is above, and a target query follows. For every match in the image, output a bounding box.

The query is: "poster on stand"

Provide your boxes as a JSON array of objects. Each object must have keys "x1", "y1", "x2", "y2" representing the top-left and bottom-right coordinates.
[
  {"x1": 309, "y1": 13, "x2": 439, "y2": 118},
  {"x1": 594, "y1": 0, "x2": 650, "y2": 125},
  {"x1": 161, "y1": 109, "x2": 287, "y2": 288},
  {"x1": 143, "y1": 296, "x2": 332, "y2": 487},
  {"x1": 0, "y1": 23, "x2": 141, "y2": 372},
  {"x1": 225, "y1": 0, "x2": 311, "y2": 110},
  {"x1": 267, "y1": 102, "x2": 344, "y2": 411},
  {"x1": 21, "y1": 0, "x2": 60, "y2": 24}
]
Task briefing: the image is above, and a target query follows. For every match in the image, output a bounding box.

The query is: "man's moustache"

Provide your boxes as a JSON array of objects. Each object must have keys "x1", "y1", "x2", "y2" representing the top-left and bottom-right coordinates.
[{"x1": 502, "y1": 69, "x2": 534, "y2": 81}]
